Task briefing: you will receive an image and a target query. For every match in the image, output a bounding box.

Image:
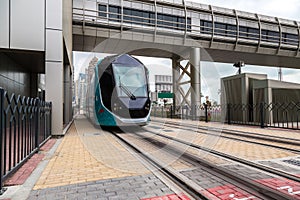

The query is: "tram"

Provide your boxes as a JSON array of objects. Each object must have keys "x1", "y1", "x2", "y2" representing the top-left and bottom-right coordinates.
[{"x1": 86, "y1": 54, "x2": 151, "y2": 126}]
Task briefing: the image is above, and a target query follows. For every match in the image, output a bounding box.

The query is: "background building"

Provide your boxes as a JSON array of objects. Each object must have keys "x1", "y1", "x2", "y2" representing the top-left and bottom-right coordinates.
[
  {"x1": 76, "y1": 73, "x2": 87, "y2": 113},
  {"x1": 153, "y1": 75, "x2": 173, "y2": 105},
  {"x1": 87, "y1": 56, "x2": 98, "y2": 83},
  {"x1": 74, "y1": 57, "x2": 98, "y2": 113},
  {"x1": 221, "y1": 73, "x2": 300, "y2": 124},
  {"x1": 155, "y1": 75, "x2": 172, "y2": 93}
]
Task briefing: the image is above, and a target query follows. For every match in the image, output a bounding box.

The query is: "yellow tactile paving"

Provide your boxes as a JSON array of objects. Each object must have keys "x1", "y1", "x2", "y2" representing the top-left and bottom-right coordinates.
[
  {"x1": 33, "y1": 118, "x2": 149, "y2": 190},
  {"x1": 148, "y1": 118, "x2": 298, "y2": 162},
  {"x1": 75, "y1": 118, "x2": 149, "y2": 174}
]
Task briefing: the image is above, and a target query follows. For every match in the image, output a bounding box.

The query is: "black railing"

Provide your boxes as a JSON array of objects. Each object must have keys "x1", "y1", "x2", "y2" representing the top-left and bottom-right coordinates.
[
  {"x1": 227, "y1": 102, "x2": 300, "y2": 129},
  {"x1": 151, "y1": 102, "x2": 300, "y2": 130},
  {"x1": 151, "y1": 104, "x2": 223, "y2": 123},
  {"x1": 0, "y1": 88, "x2": 52, "y2": 194}
]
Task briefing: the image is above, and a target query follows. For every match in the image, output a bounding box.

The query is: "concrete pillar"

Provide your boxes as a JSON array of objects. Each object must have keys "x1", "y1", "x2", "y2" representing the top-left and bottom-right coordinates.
[
  {"x1": 190, "y1": 47, "x2": 201, "y2": 118},
  {"x1": 241, "y1": 75, "x2": 248, "y2": 121},
  {"x1": 172, "y1": 56, "x2": 181, "y2": 111},
  {"x1": 45, "y1": 0, "x2": 64, "y2": 135},
  {"x1": 264, "y1": 85, "x2": 273, "y2": 125},
  {"x1": 46, "y1": 62, "x2": 63, "y2": 135}
]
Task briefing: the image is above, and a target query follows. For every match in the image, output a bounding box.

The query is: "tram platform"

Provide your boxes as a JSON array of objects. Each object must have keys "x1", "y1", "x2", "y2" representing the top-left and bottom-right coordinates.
[{"x1": 1, "y1": 115, "x2": 300, "y2": 200}]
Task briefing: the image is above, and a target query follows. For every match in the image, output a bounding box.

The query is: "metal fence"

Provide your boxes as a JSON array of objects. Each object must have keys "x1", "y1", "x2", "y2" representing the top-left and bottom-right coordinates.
[
  {"x1": 0, "y1": 88, "x2": 52, "y2": 194},
  {"x1": 151, "y1": 102, "x2": 300, "y2": 130},
  {"x1": 150, "y1": 104, "x2": 224, "y2": 122},
  {"x1": 228, "y1": 102, "x2": 300, "y2": 129}
]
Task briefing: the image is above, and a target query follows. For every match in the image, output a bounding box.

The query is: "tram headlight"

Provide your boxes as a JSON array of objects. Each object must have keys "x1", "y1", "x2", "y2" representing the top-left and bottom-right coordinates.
[
  {"x1": 145, "y1": 103, "x2": 150, "y2": 110},
  {"x1": 113, "y1": 103, "x2": 118, "y2": 111},
  {"x1": 113, "y1": 103, "x2": 123, "y2": 111}
]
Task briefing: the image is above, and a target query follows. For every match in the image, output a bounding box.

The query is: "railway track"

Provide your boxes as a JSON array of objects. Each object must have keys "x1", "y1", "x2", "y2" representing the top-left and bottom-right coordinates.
[
  {"x1": 150, "y1": 119, "x2": 300, "y2": 154},
  {"x1": 143, "y1": 125, "x2": 300, "y2": 183},
  {"x1": 108, "y1": 127, "x2": 298, "y2": 200}
]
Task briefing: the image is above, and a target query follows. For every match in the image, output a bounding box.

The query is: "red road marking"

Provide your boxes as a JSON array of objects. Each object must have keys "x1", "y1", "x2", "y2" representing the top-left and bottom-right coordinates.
[
  {"x1": 256, "y1": 177, "x2": 300, "y2": 199},
  {"x1": 141, "y1": 193, "x2": 190, "y2": 200},
  {"x1": 205, "y1": 184, "x2": 258, "y2": 200}
]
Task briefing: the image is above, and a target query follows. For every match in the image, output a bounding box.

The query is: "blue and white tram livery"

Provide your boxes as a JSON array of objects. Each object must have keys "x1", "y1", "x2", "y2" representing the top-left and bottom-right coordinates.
[{"x1": 86, "y1": 54, "x2": 151, "y2": 126}]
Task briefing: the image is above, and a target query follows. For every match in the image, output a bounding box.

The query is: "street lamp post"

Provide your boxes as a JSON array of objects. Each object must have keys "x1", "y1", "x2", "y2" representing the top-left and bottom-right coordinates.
[{"x1": 233, "y1": 61, "x2": 245, "y2": 74}]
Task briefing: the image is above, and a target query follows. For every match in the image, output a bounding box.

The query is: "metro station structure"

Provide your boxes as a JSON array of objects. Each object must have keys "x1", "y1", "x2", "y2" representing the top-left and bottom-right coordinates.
[
  {"x1": 73, "y1": 0, "x2": 300, "y2": 118},
  {"x1": 1, "y1": 0, "x2": 300, "y2": 133}
]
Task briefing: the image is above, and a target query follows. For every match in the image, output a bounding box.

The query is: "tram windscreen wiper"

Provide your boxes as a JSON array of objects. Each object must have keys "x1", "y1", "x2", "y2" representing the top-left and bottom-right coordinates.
[{"x1": 119, "y1": 77, "x2": 136, "y2": 100}]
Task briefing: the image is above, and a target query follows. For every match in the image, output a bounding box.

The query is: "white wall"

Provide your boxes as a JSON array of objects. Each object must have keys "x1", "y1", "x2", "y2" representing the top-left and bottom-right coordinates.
[
  {"x1": 46, "y1": 62, "x2": 63, "y2": 135},
  {"x1": 10, "y1": 0, "x2": 45, "y2": 51},
  {"x1": 46, "y1": 30, "x2": 63, "y2": 62},
  {"x1": 0, "y1": 0, "x2": 9, "y2": 48},
  {"x1": 46, "y1": 0, "x2": 63, "y2": 30}
]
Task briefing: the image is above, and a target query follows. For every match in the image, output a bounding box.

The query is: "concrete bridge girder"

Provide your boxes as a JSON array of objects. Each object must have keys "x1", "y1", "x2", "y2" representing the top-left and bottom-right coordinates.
[{"x1": 73, "y1": 25, "x2": 300, "y2": 69}]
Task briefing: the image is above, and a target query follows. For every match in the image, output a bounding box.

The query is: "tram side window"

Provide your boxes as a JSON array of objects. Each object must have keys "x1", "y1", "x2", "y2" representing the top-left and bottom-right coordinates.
[
  {"x1": 178, "y1": 17, "x2": 185, "y2": 30},
  {"x1": 214, "y1": 22, "x2": 226, "y2": 36},
  {"x1": 143, "y1": 12, "x2": 150, "y2": 25},
  {"x1": 248, "y1": 27, "x2": 259, "y2": 40},
  {"x1": 268, "y1": 31, "x2": 280, "y2": 43},
  {"x1": 102, "y1": 4, "x2": 191, "y2": 31},
  {"x1": 262, "y1": 30, "x2": 280, "y2": 43},
  {"x1": 123, "y1": 8, "x2": 132, "y2": 22},
  {"x1": 109, "y1": 6, "x2": 120, "y2": 22},
  {"x1": 99, "y1": 4, "x2": 107, "y2": 17},
  {"x1": 187, "y1": 18, "x2": 191, "y2": 31},
  {"x1": 150, "y1": 13, "x2": 155, "y2": 24},
  {"x1": 157, "y1": 14, "x2": 164, "y2": 26},
  {"x1": 163, "y1": 14, "x2": 174, "y2": 28},
  {"x1": 200, "y1": 20, "x2": 213, "y2": 34},
  {"x1": 227, "y1": 25, "x2": 237, "y2": 38},
  {"x1": 131, "y1": 9, "x2": 144, "y2": 25},
  {"x1": 239, "y1": 26, "x2": 248, "y2": 39},
  {"x1": 261, "y1": 30, "x2": 267, "y2": 41},
  {"x1": 282, "y1": 33, "x2": 299, "y2": 45}
]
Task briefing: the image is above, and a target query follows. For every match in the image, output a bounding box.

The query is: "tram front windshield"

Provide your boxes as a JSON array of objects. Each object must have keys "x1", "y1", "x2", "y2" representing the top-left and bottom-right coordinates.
[{"x1": 113, "y1": 64, "x2": 148, "y2": 98}]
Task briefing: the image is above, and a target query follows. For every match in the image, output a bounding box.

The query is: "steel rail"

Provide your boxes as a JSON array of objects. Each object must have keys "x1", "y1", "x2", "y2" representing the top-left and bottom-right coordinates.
[
  {"x1": 111, "y1": 128, "x2": 293, "y2": 200},
  {"x1": 138, "y1": 132, "x2": 293, "y2": 200},
  {"x1": 144, "y1": 123, "x2": 300, "y2": 183},
  {"x1": 152, "y1": 118, "x2": 300, "y2": 148},
  {"x1": 150, "y1": 121, "x2": 300, "y2": 154},
  {"x1": 108, "y1": 129, "x2": 209, "y2": 200}
]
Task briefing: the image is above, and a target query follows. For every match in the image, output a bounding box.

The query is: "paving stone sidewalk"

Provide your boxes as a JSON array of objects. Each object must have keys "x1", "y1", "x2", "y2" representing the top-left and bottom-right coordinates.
[{"x1": 1, "y1": 116, "x2": 189, "y2": 200}]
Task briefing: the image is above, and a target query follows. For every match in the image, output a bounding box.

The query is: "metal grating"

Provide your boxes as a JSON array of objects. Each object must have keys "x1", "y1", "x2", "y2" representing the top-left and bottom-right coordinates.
[
  {"x1": 83, "y1": 133, "x2": 101, "y2": 136},
  {"x1": 163, "y1": 129, "x2": 173, "y2": 132},
  {"x1": 282, "y1": 159, "x2": 300, "y2": 167}
]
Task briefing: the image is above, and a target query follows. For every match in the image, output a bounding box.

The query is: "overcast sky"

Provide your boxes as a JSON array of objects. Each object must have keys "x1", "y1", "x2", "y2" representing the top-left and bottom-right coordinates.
[{"x1": 74, "y1": 0, "x2": 300, "y2": 103}]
